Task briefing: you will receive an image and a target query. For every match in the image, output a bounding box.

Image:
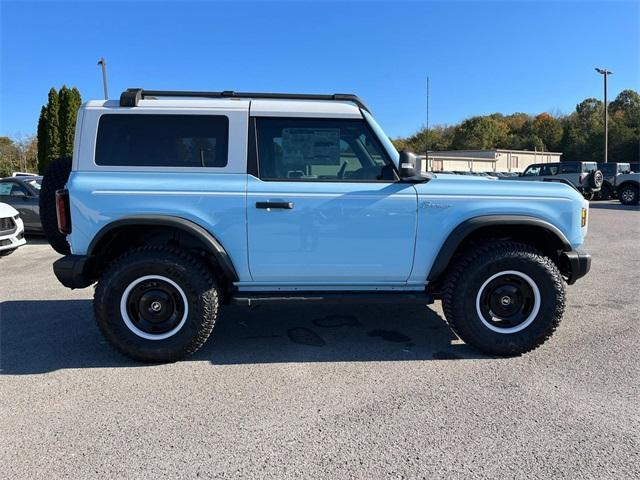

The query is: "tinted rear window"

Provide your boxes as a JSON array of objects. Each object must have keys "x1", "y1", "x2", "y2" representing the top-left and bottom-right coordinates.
[
  {"x1": 560, "y1": 162, "x2": 580, "y2": 173},
  {"x1": 95, "y1": 114, "x2": 229, "y2": 167}
]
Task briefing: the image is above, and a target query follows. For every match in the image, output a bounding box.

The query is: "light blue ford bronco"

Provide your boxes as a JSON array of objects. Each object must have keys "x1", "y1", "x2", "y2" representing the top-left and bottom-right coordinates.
[{"x1": 42, "y1": 88, "x2": 591, "y2": 362}]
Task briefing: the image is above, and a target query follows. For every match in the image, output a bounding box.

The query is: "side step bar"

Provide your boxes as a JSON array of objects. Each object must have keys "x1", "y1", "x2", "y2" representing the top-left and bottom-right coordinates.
[{"x1": 230, "y1": 292, "x2": 434, "y2": 307}]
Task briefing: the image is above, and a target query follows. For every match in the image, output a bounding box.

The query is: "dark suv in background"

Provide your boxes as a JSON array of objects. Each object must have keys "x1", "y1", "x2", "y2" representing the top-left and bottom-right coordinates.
[
  {"x1": 502, "y1": 161, "x2": 603, "y2": 200},
  {"x1": 595, "y1": 162, "x2": 631, "y2": 200}
]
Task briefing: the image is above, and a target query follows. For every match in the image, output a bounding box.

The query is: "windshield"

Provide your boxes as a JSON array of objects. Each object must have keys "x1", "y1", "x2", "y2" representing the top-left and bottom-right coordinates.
[{"x1": 362, "y1": 110, "x2": 399, "y2": 166}]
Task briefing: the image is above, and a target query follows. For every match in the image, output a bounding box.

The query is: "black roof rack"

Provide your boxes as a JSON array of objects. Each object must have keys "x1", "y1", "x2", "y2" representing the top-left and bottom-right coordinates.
[{"x1": 119, "y1": 88, "x2": 370, "y2": 112}]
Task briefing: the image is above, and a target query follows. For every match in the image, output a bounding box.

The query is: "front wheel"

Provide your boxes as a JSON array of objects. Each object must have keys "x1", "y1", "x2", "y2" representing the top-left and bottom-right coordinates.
[
  {"x1": 582, "y1": 191, "x2": 594, "y2": 201},
  {"x1": 618, "y1": 184, "x2": 639, "y2": 206},
  {"x1": 442, "y1": 241, "x2": 565, "y2": 356},
  {"x1": 94, "y1": 246, "x2": 219, "y2": 362}
]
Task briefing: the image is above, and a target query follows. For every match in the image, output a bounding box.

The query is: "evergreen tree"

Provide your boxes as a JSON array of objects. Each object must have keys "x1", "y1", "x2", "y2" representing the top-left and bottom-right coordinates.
[
  {"x1": 59, "y1": 86, "x2": 82, "y2": 157},
  {"x1": 58, "y1": 85, "x2": 71, "y2": 156},
  {"x1": 37, "y1": 106, "x2": 48, "y2": 174},
  {"x1": 44, "y1": 88, "x2": 61, "y2": 169}
]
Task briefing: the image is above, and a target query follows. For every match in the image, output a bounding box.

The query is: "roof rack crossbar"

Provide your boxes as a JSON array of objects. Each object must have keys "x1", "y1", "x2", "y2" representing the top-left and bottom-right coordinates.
[{"x1": 119, "y1": 88, "x2": 370, "y2": 112}]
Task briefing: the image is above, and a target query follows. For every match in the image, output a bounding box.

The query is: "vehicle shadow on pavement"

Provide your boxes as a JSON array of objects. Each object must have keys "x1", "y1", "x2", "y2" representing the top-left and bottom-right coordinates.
[
  {"x1": 0, "y1": 300, "x2": 489, "y2": 375},
  {"x1": 589, "y1": 202, "x2": 640, "y2": 211},
  {"x1": 24, "y1": 235, "x2": 50, "y2": 245},
  {"x1": 199, "y1": 304, "x2": 489, "y2": 365}
]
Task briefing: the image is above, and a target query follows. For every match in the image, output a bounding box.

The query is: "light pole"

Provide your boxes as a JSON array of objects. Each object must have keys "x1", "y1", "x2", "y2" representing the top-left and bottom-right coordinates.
[
  {"x1": 595, "y1": 67, "x2": 613, "y2": 163},
  {"x1": 426, "y1": 76, "x2": 430, "y2": 167},
  {"x1": 98, "y1": 58, "x2": 108, "y2": 100}
]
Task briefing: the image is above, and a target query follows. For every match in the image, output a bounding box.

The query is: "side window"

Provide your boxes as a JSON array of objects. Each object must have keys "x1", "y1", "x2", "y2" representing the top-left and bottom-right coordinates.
[
  {"x1": 95, "y1": 114, "x2": 229, "y2": 167},
  {"x1": 523, "y1": 165, "x2": 542, "y2": 176},
  {"x1": 599, "y1": 164, "x2": 614, "y2": 175},
  {"x1": 255, "y1": 118, "x2": 395, "y2": 181},
  {"x1": 561, "y1": 163, "x2": 579, "y2": 174},
  {"x1": 0, "y1": 182, "x2": 12, "y2": 195},
  {"x1": 10, "y1": 184, "x2": 29, "y2": 196},
  {"x1": 541, "y1": 164, "x2": 559, "y2": 176}
]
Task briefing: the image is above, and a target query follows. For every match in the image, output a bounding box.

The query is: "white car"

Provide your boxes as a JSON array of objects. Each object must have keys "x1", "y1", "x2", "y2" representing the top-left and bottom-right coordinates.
[{"x1": 0, "y1": 202, "x2": 26, "y2": 256}]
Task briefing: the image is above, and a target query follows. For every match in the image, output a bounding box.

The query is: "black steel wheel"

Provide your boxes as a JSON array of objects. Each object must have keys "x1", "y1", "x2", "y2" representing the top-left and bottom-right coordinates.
[
  {"x1": 122, "y1": 275, "x2": 188, "y2": 340},
  {"x1": 476, "y1": 271, "x2": 540, "y2": 333}
]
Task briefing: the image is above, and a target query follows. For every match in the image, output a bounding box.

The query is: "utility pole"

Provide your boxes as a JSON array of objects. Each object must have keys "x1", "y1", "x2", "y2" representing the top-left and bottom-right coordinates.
[
  {"x1": 595, "y1": 67, "x2": 613, "y2": 163},
  {"x1": 98, "y1": 58, "x2": 109, "y2": 100},
  {"x1": 426, "y1": 76, "x2": 430, "y2": 166}
]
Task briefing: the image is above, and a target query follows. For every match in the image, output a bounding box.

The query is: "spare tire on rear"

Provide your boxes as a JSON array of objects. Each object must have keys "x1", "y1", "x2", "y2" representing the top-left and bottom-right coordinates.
[
  {"x1": 39, "y1": 157, "x2": 72, "y2": 255},
  {"x1": 588, "y1": 170, "x2": 604, "y2": 189}
]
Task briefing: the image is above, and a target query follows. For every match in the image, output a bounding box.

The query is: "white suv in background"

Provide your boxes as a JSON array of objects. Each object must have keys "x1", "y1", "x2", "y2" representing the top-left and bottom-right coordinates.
[{"x1": 0, "y1": 203, "x2": 26, "y2": 256}]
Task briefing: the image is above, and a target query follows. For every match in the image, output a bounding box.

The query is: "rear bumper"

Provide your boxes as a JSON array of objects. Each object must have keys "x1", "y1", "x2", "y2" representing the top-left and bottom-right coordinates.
[
  {"x1": 561, "y1": 250, "x2": 591, "y2": 285},
  {"x1": 53, "y1": 255, "x2": 93, "y2": 289}
]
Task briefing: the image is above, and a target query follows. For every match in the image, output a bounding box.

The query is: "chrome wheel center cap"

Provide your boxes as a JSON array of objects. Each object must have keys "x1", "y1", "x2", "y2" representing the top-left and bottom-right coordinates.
[
  {"x1": 500, "y1": 296, "x2": 512, "y2": 306},
  {"x1": 150, "y1": 301, "x2": 162, "y2": 312}
]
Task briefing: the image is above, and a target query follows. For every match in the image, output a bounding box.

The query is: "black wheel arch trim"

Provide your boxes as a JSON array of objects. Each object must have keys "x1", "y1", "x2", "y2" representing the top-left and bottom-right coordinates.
[
  {"x1": 87, "y1": 215, "x2": 239, "y2": 283},
  {"x1": 427, "y1": 215, "x2": 572, "y2": 281},
  {"x1": 617, "y1": 180, "x2": 639, "y2": 190}
]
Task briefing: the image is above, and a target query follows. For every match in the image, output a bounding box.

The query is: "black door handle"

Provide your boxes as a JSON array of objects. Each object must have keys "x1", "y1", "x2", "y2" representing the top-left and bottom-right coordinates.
[{"x1": 255, "y1": 201, "x2": 294, "y2": 209}]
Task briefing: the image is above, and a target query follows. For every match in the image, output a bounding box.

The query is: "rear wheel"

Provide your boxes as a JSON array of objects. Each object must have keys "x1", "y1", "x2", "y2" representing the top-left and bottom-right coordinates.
[
  {"x1": 442, "y1": 241, "x2": 565, "y2": 356},
  {"x1": 595, "y1": 183, "x2": 613, "y2": 201},
  {"x1": 618, "y1": 183, "x2": 639, "y2": 206},
  {"x1": 94, "y1": 246, "x2": 219, "y2": 362}
]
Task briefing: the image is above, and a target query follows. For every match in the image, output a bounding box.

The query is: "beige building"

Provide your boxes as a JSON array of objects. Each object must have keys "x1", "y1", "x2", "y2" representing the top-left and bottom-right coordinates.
[{"x1": 420, "y1": 149, "x2": 563, "y2": 173}]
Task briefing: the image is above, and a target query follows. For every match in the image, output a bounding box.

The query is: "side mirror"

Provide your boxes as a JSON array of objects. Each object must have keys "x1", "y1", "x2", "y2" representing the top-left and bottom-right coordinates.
[{"x1": 398, "y1": 151, "x2": 422, "y2": 180}]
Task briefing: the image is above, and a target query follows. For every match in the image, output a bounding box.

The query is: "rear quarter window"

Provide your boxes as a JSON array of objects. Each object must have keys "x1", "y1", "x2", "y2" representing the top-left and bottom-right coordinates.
[{"x1": 95, "y1": 114, "x2": 229, "y2": 167}]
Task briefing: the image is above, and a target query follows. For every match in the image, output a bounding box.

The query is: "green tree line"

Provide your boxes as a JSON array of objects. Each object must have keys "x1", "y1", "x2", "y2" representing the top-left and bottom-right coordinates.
[
  {"x1": 36, "y1": 86, "x2": 82, "y2": 174},
  {"x1": 393, "y1": 89, "x2": 640, "y2": 163},
  {"x1": 0, "y1": 135, "x2": 38, "y2": 177}
]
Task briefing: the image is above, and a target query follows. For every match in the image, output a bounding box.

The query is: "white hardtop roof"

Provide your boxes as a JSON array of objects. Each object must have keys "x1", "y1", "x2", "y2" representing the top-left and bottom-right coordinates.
[
  {"x1": 249, "y1": 98, "x2": 361, "y2": 117},
  {"x1": 84, "y1": 97, "x2": 363, "y2": 118}
]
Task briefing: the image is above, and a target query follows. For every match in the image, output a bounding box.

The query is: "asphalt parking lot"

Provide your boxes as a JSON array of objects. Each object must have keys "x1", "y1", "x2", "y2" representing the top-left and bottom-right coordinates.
[{"x1": 1, "y1": 201, "x2": 639, "y2": 479}]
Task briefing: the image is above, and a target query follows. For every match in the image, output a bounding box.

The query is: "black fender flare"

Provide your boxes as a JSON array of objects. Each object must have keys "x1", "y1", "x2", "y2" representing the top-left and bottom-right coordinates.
[
  {"x1": 427, "y1": 215, "x2": 572, "y2": 281},
  {"x1": 617, "y1": 180, "x2": 639, "y2": 191},
  {"x1": 88, "y1": 215, "x2": 239, "y2": 282}
]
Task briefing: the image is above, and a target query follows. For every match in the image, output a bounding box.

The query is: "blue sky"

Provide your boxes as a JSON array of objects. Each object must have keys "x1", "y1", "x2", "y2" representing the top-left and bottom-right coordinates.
[{"x1": 1, "y1": 1, "x2": 638, "y2": 138}]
